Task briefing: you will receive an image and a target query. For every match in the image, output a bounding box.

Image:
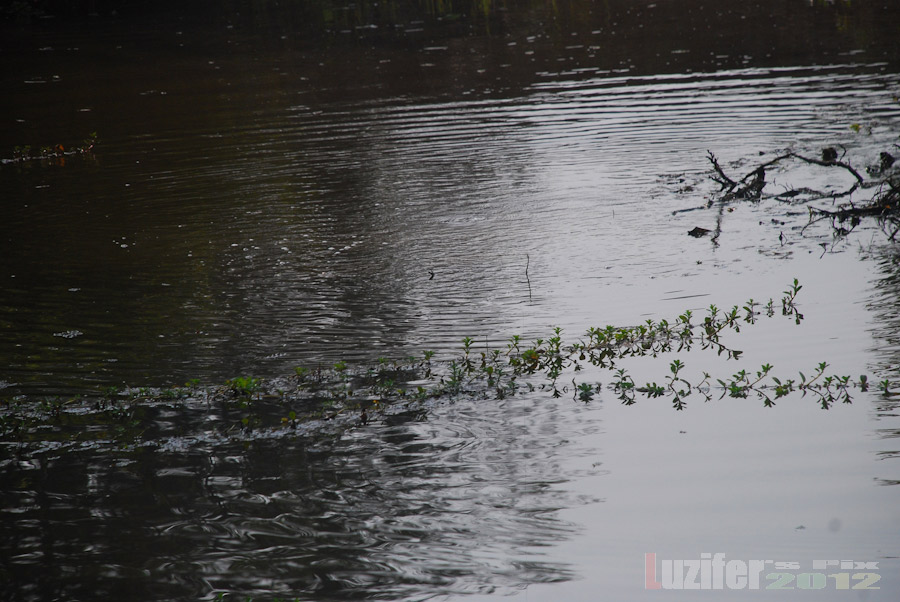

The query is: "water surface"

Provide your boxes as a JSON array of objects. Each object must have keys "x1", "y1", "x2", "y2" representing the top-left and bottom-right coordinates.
[{"x1": 2, "y1": 1, "x2": 900, "y2": 600}]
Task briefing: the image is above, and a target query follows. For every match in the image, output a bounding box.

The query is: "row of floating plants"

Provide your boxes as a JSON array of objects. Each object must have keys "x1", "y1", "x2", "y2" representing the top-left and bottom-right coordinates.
[{"x1": 1, "y1": 280, "x2": 896, "y2": 452}]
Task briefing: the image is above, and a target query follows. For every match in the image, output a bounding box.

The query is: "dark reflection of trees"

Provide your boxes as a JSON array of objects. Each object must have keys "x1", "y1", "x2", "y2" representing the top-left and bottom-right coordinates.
[
  {"x1": 9, "y1": 1, "x2": 898, "y2": 74},
  {"x1": 2, "y1": 0, "x2": 898, "y2": 395},
  {"x1": 865, "y1": 248, "x2": 900, "y2": 486},
  {"x1": 0, "y1": 395, "x2": 590, "y2": 601},
  {"x1": 867, "y1": 249, "x2": 900, "y2": 385}
]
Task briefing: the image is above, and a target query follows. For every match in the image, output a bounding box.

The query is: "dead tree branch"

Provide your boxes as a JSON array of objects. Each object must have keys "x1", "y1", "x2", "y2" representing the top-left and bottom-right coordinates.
[
  {"x1": 707, "y1": 151, "x2": 736, "y2": 189},
  {"x1": 697, "y1": 145, "x2": 899, "y2": 243}
]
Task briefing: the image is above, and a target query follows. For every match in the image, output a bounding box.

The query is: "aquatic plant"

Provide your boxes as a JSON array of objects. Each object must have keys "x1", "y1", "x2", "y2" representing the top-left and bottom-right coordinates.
[
  {"x1": 610, "y1": 360, "x2": 866, "y2": 410},
  {"x1": 1, "y1": 280, "x2": 897, "y2": 447},
  {"x1": 381, "y1": 278, "x2": 877, "y2": 411},
  {"x1": 3, "y1": 132, "x2": 97, "y2": 165},
  {"x1": 226, "y1": 376, "x2": 261, "y2": 398},
  {"x1": 274, "y1": 279, "x2": 878, "y2": 413}
]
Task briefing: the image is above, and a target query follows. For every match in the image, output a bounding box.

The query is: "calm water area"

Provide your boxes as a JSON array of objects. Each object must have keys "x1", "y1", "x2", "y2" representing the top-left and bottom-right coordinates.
[{"x1": 2, "y1": 1, "x2": 900, "y2": 600}]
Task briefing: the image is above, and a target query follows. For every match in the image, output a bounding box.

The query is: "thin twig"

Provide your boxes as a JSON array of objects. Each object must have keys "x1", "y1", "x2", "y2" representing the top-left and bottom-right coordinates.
[
  {"x1": 706, "y1": 151, "x2": 736, "y2": 189},
  {"x1": 526, "y1": 254, "x2": 532, "y2": 301},
  {"x1": 787, "y1": 152, "x2": 865, "y2": 184}
]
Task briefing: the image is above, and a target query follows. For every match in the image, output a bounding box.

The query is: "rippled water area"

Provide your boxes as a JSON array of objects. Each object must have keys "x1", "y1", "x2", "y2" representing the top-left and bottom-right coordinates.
[{"x1": 2, "y1": 1, "x2": 900, "y2": 600}]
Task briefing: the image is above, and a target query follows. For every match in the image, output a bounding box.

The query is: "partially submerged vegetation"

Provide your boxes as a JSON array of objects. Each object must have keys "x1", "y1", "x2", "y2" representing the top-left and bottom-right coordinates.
[
  {"x1": 2, "y1": 280, "x2": 894, "y2": 450},
  {"x1": 680, "y1": 138, "x2": 900, "y2": 245},
  {"x1": 2, "y1": 132, "x2": 97, "y2": 166}
]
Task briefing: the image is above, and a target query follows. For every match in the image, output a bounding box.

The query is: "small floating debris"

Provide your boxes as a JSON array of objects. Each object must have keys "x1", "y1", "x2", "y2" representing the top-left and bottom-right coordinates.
[
  {"x1": 688, "y1": 226, "x2": 712, "y2": 238},
  {"x1": 53, "y1": 330, "x2": 83, "y2": 339}
]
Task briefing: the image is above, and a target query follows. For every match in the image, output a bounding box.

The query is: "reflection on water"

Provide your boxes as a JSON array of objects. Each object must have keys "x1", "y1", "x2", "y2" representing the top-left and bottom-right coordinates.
[
  {"x1": 2, "y1": 1, "x2": 899, "y2": 397},
  {"x1": 0, "y1": 392, "x2": 597, "y2": 600},
  {"x1": 2, "y1": 1, "x2": 900, "y2": 601},
  {"x1": 868, "y1": 249, "x2": 900, "y2": 380},
  {"x1": 866, "y1": 247, "x2": 900, "y2": 488},
  {"x1": 2, "y1": 60, "x2": 899, "y2": 395}
]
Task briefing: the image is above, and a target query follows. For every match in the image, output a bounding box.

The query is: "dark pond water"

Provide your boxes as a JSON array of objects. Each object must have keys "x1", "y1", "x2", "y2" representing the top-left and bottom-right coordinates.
[{"x1": 2, "y1": 1, "x2": 900, "y2": 600}]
